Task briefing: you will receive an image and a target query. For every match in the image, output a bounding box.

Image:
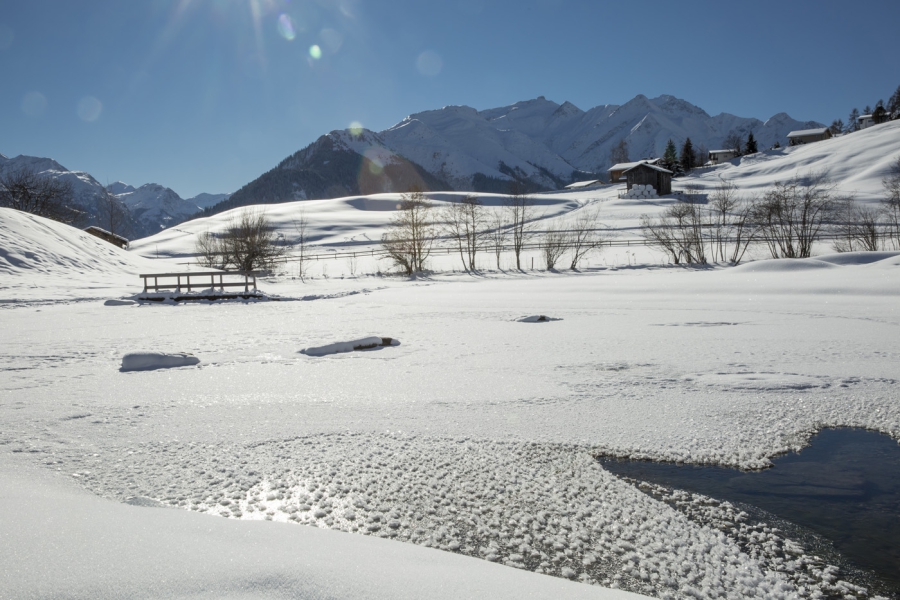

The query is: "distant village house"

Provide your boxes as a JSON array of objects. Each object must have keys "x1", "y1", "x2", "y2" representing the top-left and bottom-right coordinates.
[
  {"x1": 624, "y1": 162, "x2": 672, "y2": 195},
  {"x1": 787, "y1": 128, "x2": 832, "y2": 146},
  {"x1": 608, "y1": 159, "x2": 660, "y2": 183},
  {"x1": 84, "y1": 226, "x2": 129, "y2": 249},
  {"x1": 708, "y1": 149, "x2": 737, "y2": 165}
]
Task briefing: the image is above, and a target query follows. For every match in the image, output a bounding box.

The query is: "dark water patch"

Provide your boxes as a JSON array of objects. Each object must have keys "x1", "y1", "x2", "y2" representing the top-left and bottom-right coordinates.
[{"x1": 599, "y1": 428, "x2": 900, "y2": 596}]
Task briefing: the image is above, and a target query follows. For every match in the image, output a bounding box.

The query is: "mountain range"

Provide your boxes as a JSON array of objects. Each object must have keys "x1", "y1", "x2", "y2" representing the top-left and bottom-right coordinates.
[
  {"x1": 215, "y1": 94, "x2": 822, "y2": 214},
  {"x1": 3, "y1": 93, "x2": 823, "y2": 236},
  {"x1": 0, "y1": 154, "x2": 229, "y2": 238}
]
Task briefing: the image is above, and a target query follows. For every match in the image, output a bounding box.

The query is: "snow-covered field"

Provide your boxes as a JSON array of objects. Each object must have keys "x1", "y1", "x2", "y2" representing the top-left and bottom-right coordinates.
[{"x1": 2, "y1": 123, "x2": 900, "y2": 599}]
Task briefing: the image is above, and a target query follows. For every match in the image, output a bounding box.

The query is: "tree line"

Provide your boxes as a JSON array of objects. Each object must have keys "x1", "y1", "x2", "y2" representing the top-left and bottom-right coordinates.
[
  {"x1": 641, "y1": 158, "x2": 900, "y2": 265},
  {"x1": 829, "y1": 83, "x2": 900, "y2": 135}
]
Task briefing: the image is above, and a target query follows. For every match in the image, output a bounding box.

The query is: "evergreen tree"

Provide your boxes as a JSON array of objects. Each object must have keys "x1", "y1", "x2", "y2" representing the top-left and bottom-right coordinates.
[
  {"x1": 848, "y1": 108, "x2": 860, "y2": 132},
  {"x1": 864, "y1": 105, "x2": 872, "y2": 115},
  {"x1": 888, "y1": 85, "x2": 900, "y2": 117},
  {"x1": 744, "y1": 132, "x2": 758, "y2": 154},
  {"x1": 662, "y1": 139, "x2": 678, "y2": 171},
  {"x1": 829, "y1": 120, "x2": 844, "y2": 135},
  {"x1": 679, "y1": 138, "x2": 695, "y2": 173}
]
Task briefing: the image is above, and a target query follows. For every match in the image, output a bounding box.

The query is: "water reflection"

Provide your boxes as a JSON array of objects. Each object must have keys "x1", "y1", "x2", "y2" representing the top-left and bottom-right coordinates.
[{"x1": 599, "y1": 428, "x2": 900, "y2": 595}]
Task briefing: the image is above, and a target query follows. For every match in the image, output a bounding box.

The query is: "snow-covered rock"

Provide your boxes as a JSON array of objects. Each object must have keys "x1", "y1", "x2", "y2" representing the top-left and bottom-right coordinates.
[{"x1": 120, "y1": 352, "x2": 200, "y2": 371}]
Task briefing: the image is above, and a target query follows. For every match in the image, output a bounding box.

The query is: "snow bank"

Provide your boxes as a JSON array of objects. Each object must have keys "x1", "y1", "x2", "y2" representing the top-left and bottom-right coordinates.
[
  {"x1": 301, "y1": 337, "x2": 400, "y2": 356},
  {"x1": 813, "y1": 251, "x2": 900, "y2": 266},
  {"x1": 0, "y1": 454, "x2": 647, "y2": 600},
  {"x1": 730, "y1": 258, "x2": 837, "y2": 273},
  {"x1": 121, "y1": 352, "x2": 201, "y2": 372}
]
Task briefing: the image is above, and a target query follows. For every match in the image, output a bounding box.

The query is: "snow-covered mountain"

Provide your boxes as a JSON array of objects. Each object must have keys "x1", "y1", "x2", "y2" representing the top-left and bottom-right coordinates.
[
  {"x1": 114, "y1": 183, "x2": 201, "y2": 237},
  {"x1": 0, "y1": 154, "x2": 213, "y2": 238},
  {"x1": 188, "y1": 192, "x2": 231, "y2": 209},
  {"x1": 221, "y1": 94, "x2": 822, "y2": 213}
]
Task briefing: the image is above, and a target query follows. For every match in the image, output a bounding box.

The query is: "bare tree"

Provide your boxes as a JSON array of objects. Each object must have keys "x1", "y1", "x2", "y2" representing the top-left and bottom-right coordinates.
[
  {"x1": 199, "y1": 209, "x2": 285, "y2": 272},
  {"x1": 442, "y1": 194, "x2": 485, "y2": 271},
  {"x1": 487, "y1": 207, "x2": 507, "y2": 269},
  {"x1": 641, "y1": 190, "x2": 706, "y2": 264},
  {"x1": 505, "y1": 181, "x2": 535, "y2": 270},
  {"x1": 97, "y1": 186, "x2": 131, "y2": 237},
  {"x1": 723, "y1": 131, "x2": 744, "y2": 157},
  {"x1": 292, "y1": 211, "x2": 312, "y2": 281},
  {"x1": 195, "y1": 230, "x2": 225, "y2": 269},
  {"x1": 566, "y1": 206, "x2": 604, "y2": 269},
  {"x1": 833, "y1": 200, "x2": 881, "y2": 252},
  {"x1": 753, "y1": 173, "x2": 836, "y2": 259},
  {"x1": 381, "y1": 189, "x2": 436, "y2": 275},
  {"x1": 610, "y1": 138, "x2": 630, "y2": 166},
  {"x1": 540, "y1": 225, "x2": 568, "y2": 270},
  {"x1": 0, "y1": 167, "x2": 79, "y2": 224}
]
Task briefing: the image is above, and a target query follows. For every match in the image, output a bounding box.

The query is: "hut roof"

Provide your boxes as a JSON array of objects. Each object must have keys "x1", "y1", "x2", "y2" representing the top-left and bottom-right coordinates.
[
  {"x1": 608, "y1": 158, "x2": 659, "y2": 172},
  {"x1": 623, "y1": 162, "x2": 672, "y2": 175},
  {"x1": 787, "y1": 128, "x2": 829, "y2": 138},
  {"x1": 564, "y1": 179, "x2": 604, "y2": 189}
]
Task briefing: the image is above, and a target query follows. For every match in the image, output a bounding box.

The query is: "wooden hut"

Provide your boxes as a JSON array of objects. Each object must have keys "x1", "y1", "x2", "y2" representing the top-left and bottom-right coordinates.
[
  {"x1": 623, "y1": 162, "x2": 672, "y2": 195},
  {"x1": 787, "y1": 128, "x2": 832, "y2": 146},
  {"x1": 608, "y1": 159, "x2": 660, "y2": 183},
  {"x1": 84, "y1": 226, "x2": 129, "y2": 249}
]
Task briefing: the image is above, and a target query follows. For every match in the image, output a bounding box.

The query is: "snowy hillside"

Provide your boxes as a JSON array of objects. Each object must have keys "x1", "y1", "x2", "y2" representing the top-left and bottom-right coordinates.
[
  {"x1": 0, "y1": 207, "x2": 180, "y2": 301},
  {"x1": 218, "y1": 94, "x2": 822, "y2": 214}
]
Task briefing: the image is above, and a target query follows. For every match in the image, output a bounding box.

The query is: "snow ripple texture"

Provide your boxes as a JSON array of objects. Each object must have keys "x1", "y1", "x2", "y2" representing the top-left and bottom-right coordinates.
[{"x1": 46, "y1": 433, "x2": 884, "y2": 600}]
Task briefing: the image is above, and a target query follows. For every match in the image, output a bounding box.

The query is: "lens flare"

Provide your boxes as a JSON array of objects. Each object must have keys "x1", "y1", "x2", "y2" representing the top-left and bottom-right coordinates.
[
  {"x1": 416, "y1": 50, "x2": 443, "y2": 77},
  {"x1": 319, "y1": 28, "x2": 343, "y2": 54},
  {"x1": 277, "y1": 14, "x2": 295, "y2": 40},
  {"x1": 309, "y1": 44, "x2": 322, "y2": 60},
  {"x1": 348, "y1": 121, "x2": 364, "y2": 136},
  {"x1": 21, "y1": 91, "x2": 47, "y2": 116},
  {"x1": 77, "y1": 96, "x2": 103, "y2": 122}
]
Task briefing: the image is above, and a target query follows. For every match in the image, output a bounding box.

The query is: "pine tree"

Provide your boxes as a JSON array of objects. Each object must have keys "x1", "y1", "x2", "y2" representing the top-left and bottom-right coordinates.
[
  {"x1": 744, "y1": 132, "x2": 758, "y2": 154},
  {"x1": 662, "y1": 139, "x2": 678, "y2": 171},
  {"x1": 679, "y1": 138, "x2": 695, "y2": 173},
  {"x1": 848, "y1": 108, "x2": 860, "y2": 132},
  {"x1": 829, "y1": 120, "x2": 844, "y2": 135},
  {"x1": 888, "y1": 85, "x2": 900, "y2": 118}
]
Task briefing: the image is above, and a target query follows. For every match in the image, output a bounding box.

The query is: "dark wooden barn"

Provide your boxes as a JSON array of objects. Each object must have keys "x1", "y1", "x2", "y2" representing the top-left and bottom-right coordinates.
[
  {"x1": 623, "y1": 162, "x2": 672, "y2": 195},
  {"x1": 84, "y1": 226, "x2": 129, "y2": 249}
]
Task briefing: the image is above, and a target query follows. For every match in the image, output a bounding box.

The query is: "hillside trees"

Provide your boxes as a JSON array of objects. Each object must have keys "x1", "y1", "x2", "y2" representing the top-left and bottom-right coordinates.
[
  {"x1": 883, "y1": 155, "x2": 900, "y2": 249},
  {"x1": 829, "y1": 120, "x2": 844, "y2": 136},
  {"x1": 382, "y1": 189, "x2": 437, "y2": 275},
  {"x1": 848, "y1": 108, "x2": 860, "y2": 132},
  {"x1": 0, "y1": 167, "x2": 80, "y2": 224},
  {"x1": 679, "y1": 138, "x2": 696, "y2": 173},
  {"x1": 662, "y1": 139, "x2": 679, "y2": 172},
  {"x1": 744, "y1": 132, "x2": 758, "y2": 154}
]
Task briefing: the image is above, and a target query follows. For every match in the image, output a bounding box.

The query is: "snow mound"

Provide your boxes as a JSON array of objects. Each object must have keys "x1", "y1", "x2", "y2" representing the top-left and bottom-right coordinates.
[
  {"x1": 517, "y1": 315, "x2": 562, "y2": 323},
  {"x1": 301, "y1": 337, "x2": 400, "y2": 357},
  {"x1": 730, "y1": 258, "x2": 837, "y2": 273},
  {"x1": 121, "y1": 352, "x2": 201, "y2": 372},
  {"x1": 813, "y1": 251, "x2": 900, "y2": 266},
  {"x1": 104, "y1": 299, "x2": 136, "y2": 306}
]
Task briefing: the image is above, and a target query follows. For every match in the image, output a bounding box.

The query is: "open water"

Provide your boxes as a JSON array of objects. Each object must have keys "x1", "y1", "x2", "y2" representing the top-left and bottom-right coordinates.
[{"x1": 600, "y1": 428, "x2": 900, "y2": 596}]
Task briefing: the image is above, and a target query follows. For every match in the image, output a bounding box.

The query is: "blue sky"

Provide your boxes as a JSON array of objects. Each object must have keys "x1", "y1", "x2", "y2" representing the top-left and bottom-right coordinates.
[{"x1": 2, "y1": 0, "x2": 898, "y2": 198}]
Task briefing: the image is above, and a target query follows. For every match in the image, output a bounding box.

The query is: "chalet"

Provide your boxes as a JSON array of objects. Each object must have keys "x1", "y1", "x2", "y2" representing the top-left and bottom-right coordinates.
[
  {"x1": 708, "y1": 149, "x2": 737, "y2": 165},
  {"x1": 564, "y1": 179, "x2": 605, "y2": 190},
  {"x1": 786, "y1": 128, "x2": 832, "y2": 146},
  {"x1": 623, "y1": 162, "x2": 672, "y2": 195},
  {"x1": 608, "y1": 159, "x2": 660, "y2": 183},
  {"x1": 858, "y1": 114, "x2": 875, "y2": 129},
  {"x1": 84, "y1": 226, "x2": 129, "y2": 249}
]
